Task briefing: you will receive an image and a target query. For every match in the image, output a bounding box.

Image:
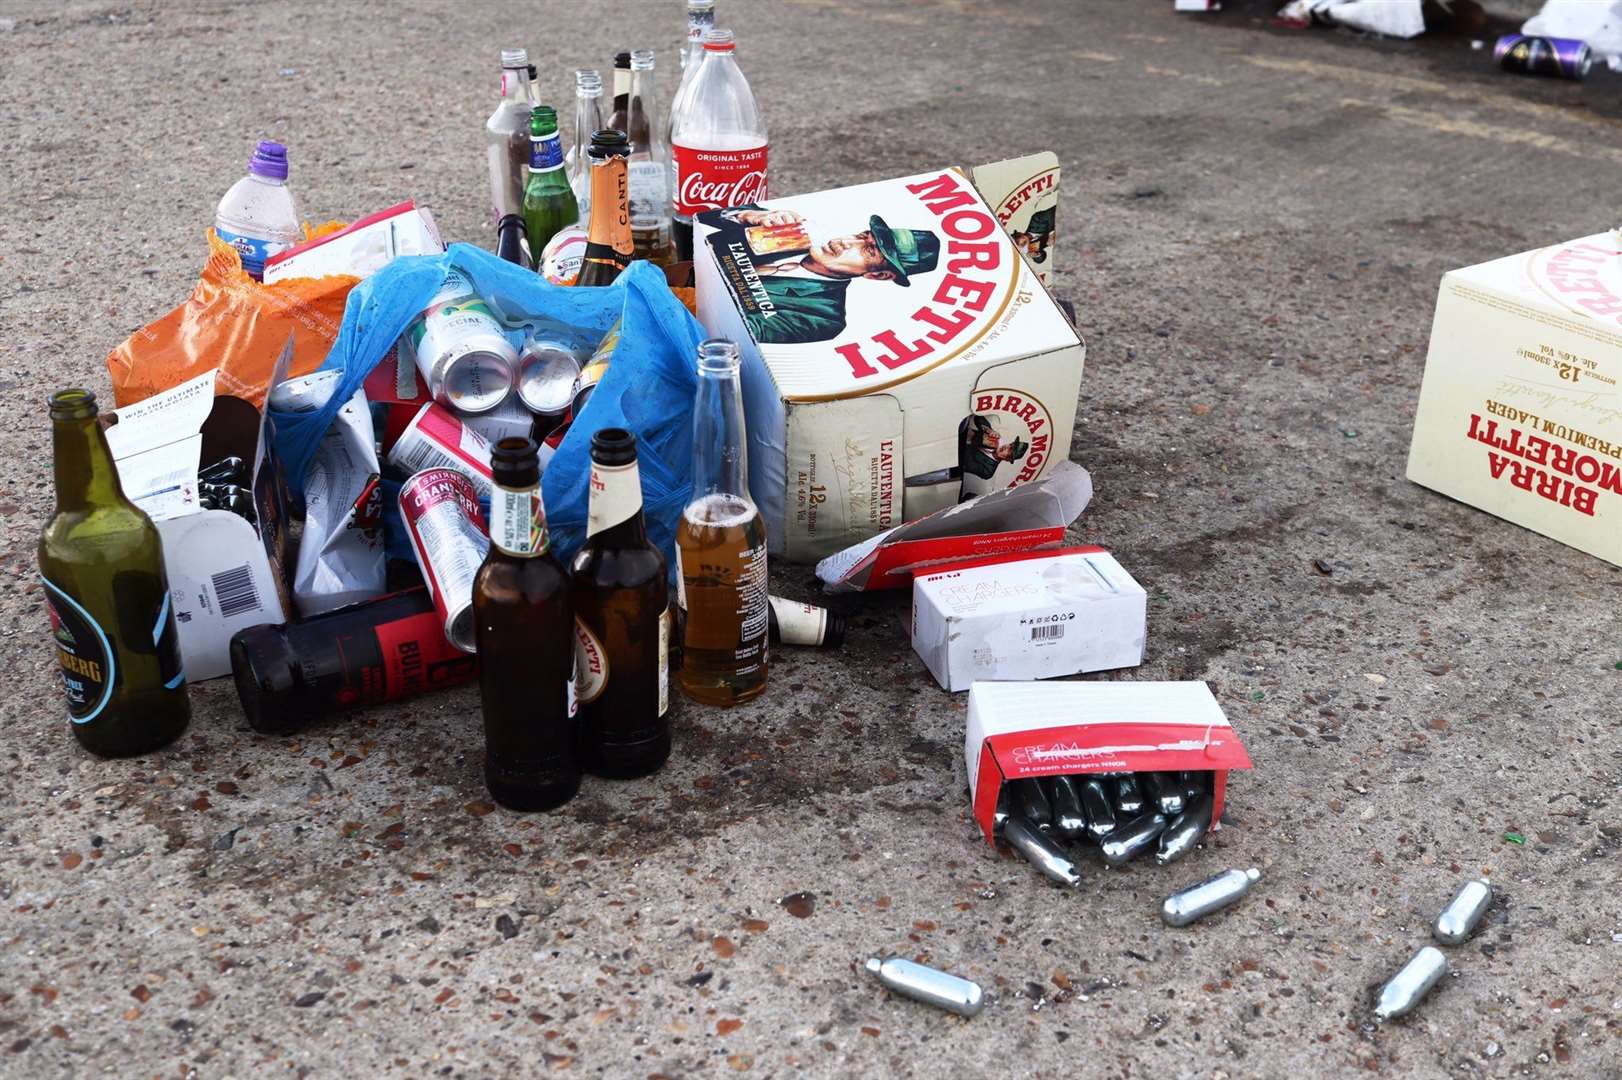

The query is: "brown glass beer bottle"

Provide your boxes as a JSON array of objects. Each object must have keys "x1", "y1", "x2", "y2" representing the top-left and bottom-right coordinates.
[
  {"x1": 473, "y1": 437, "x2": 580, "y2": 811},
  {"x1": 570, "y1": 428, "x2": 672, "y2": 778}
]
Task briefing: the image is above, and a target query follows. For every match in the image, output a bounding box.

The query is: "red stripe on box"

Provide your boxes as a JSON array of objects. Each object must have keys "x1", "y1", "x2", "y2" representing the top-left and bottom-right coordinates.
[{"x1": 860, "y1": 526, "x2": 1068, "y2": 590}]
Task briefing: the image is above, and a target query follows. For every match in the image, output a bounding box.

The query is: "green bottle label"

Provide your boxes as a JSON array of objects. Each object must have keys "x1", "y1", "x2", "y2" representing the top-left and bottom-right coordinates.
[{"x1": 42, "y1": 576, "x2": 119, "y2": 723}]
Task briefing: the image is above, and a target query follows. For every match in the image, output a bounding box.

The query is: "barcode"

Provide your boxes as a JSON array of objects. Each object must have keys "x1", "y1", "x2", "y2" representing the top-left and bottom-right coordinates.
[
  {"x1": 211, "y1": 565, "x2": 262, "y2": 619},
  {"x1": 1030, "y1": 623, "x2": 1065, "y2": 642},
  {"x1": 391, "y1": 436, "x2": 454, "y2": 477}
]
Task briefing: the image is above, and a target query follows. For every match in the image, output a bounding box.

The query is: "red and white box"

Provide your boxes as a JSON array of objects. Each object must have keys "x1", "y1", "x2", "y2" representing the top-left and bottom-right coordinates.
[
  {"x1": 815, "y1": 460, "x2": 1091, "y2": 592},
  {"x1": 964, "y1": 681, "x2": 1253, "y2": 845},
  {"x1": 263, "y1": 201, "x2": 443, "y2": 284},
  {"x1": 912, "y1": 546, "x2": 1146, "y2": 692},
  {"x1": 385, "y1": 402, "x2": 495, "y2": 500}
]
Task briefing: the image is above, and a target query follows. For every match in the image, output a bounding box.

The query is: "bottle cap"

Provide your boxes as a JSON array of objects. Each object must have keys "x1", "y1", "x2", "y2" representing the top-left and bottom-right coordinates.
[
  {"x1": 630, "y1": 49, "x2": 655, "y2": 71},
  {"x1": 703, "y1": 27, "x2": 736, "y2": 51},
  {"x1": 614, "y1": 51, "x2": 632, "y2": 68},
  {"x1": 589, "y1": 427, "x2": 638, "y2": 467},
  {"x1": 501, "y1": 47, "x2": 529, "y2": 68},
  {"x1": 491, "y1": 437, "x2": 541, "y2": 489},
  {"x1": 248, "y1": 140, "x2": 289, "y2": 181}
]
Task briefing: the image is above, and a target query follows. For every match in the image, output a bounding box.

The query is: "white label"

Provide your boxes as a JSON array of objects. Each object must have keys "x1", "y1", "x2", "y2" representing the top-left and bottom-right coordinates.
[
  {"x1": 658, "y1": 604, "x2": 671, "y2": 717},
  {"x1": 574, "y1": 618, "x2": 608, "y2": 704},
  {"x1": 767, "y1": 595, "x2": 827, "y2": 647},
  {"x1": 628, "y1": 160, "x2": 668, "y2": 226},
  {"x1": 674, "y1": 546, "x2": 687, "y2": 611},
  {"x1": 739, "y1": 542, "x2": 769, "y2": 644},
  {"x1": 489, "y1": 486, "x2": 546, "y2": 556},
  {"x1": 586, "y1": 460, "x2": 643, "y2": 539}
]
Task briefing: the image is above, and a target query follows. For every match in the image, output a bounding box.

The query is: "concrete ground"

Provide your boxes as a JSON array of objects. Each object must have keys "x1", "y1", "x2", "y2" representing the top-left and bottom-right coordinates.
[{"x1": 2, "y1": 0, "x2": 1620, "y2": 1076}]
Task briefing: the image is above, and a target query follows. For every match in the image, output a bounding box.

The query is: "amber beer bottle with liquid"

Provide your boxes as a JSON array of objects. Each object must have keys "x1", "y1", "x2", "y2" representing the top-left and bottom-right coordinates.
[
  {"x1": 574, "y1": 129, "x2": 634, "y2": 287},
  {"x1": 473, "y1": 437, "x2": 580, "y2": 810},
  {"x1": 38, "y1": 389, "x2": 189, "y2": 756},
  {"x1": 571, "y1": 429, "x2": 672, "y2": 777},
  {"x1": 676, "y1": 340, "x2": 768, "y2": 705}
]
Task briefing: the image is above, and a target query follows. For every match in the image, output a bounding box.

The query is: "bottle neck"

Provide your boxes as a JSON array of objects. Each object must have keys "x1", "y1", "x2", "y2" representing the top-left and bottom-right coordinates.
[
  {"x1": 586, "y1": 458, "x2": 649, "y2": 545},
  {"x1": 683, "y1": 10, "x2": 714, "y2": 69},
  {"x1": 529, "y1": 126, "x2": 565, "y2": 172},
  {"x1": 488, "y1": 480, "x2": 548, "y2": 559},
  {"x1": 628, "y1": 67, "x2": 658, "y2": 149},
  {"x1": 690, "y1": 363, "x2": 750, "y2": 499},
  {"x1": 52, "y1": 413, "x2": 125, "y2": 514},
  {"x1": 500, "y1": 65, "x2": 531, "y2": 101},
  {"x1": 586, "y1": 155, "x2": 631, "y2": 248}
]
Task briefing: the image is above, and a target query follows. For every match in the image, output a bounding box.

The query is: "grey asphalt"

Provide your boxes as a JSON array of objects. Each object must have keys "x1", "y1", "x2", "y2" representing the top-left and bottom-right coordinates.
[{"x1": 2, "y1": 1, "x2": 1620, "y2": 1077}]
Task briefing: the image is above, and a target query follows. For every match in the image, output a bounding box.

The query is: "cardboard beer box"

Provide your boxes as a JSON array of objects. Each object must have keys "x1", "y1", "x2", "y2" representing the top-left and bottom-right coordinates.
[
  {"x1": 1408, "y1": 231, "x2": 1622, "y2": 567},
  {"x1": 964, "y1": 681, "x2": 1253, "y2": 846},
  {"x1": 970, "y1": 152, "x2": 1059, "y2": 286},
  {"x1": 104, "y1": 347, "x2": 295, "y2": 680},
  {"x1": 912, "y1": 546, "x2": 1146, "y2": 692},
  {"x1": 695, "y1": 166, "x2": 1085, "y2": 562}
]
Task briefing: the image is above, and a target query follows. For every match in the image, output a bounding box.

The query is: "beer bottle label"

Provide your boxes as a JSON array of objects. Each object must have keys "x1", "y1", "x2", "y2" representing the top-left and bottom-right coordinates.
[
  {"x1": 42, "y1": 576, "x2": 120, "y2": 723},
  {"x1": 586, "y1": 459, "x2": 643, "y2": 539},
  {"x1": 529, "y1": 131, "x2": 565, "y2": 173},
  {"x1": 573, "y1": 618, "x2": 609, "y2": 704},
  {"x1": 489, "y1": 485, "x2": 547, "y2": 556},
  {"x1": 658, "y1": 604, "x2": 671, "y2": 717}
]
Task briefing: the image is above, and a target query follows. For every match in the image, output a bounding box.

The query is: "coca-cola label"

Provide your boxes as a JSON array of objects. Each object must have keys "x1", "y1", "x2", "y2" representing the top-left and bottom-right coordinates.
[{"x1": 672, "y1": 143, "x2": 768, "y2": 218}]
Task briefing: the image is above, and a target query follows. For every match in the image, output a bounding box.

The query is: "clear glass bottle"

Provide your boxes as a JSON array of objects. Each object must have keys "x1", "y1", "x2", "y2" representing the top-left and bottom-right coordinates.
[
  {"x1": 485, "y1": 48, "x2": 534, "y2": 225},
  {"x1": 626, "y1": 49, "x2": 675, "y2": 266},
  {"x1": 667, "y1": 0, "x2": 716, "y2": 155},
  {"x1": 567, "y1": 69, "x2": 604, "y2": 219},
  {"x1": 675, "y1": 340, "x2": 768, "y2": 707}
]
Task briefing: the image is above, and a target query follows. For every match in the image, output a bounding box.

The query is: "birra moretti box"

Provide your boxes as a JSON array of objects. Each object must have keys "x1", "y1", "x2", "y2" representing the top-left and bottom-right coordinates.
[
  {"x1": 1408, "y1": 231, "x2": 1622, "y2": 566},
  {"x1": 695, "y1": 167, "x2": 1085, "y2": 562}
]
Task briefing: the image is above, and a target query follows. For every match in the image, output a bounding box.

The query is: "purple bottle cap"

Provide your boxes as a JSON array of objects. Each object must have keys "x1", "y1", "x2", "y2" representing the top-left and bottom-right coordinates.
[{"x1": 248, "y1": 140, "x2": 289, "y2": 181}]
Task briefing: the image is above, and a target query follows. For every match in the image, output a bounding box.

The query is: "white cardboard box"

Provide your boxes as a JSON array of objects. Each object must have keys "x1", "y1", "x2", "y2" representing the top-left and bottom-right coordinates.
[
  {"x1": 1407, "y1": 231, "x2": 1622, "y2": 567},
  {"x1": 963, "y1": 681, "x2": 1252, "y2": 846},
  {"x1": 912, "y1": 546, "x2": 1146, "y2": 692},
  {"x1": 263, "y1": 201, "x2": 443, "y2": 283},
  {"x1": 104, "y1": 354, "x2": 294, "y2": 681},
  {"x1": 696, "y1": 166, "x2": 1085, "y2": 563}
]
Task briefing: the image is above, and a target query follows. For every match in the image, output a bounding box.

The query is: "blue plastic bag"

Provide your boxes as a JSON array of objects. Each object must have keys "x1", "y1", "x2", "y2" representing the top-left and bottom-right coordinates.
[{"x1": 271, "y1": 243, "x2": 705, "y2": 573}]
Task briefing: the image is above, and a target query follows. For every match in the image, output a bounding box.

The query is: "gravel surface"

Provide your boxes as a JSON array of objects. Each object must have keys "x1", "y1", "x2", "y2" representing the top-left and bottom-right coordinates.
[{"x1": 1, "y1": 1, "x2": 1620, "y2": 1077}]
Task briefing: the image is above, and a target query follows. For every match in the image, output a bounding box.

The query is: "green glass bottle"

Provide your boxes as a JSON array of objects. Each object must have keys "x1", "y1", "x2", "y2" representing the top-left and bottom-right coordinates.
[
  {"x1": 523, "y1": 105, "x2": 579, "y2": 271},
  {"x1": 37, "y1": 389, "x2": 190, "y2": 757}
]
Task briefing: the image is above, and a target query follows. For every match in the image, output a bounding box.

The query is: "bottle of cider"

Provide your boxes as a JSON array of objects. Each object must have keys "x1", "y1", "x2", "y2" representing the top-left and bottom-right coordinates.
[
  {"x1": 570, "y1": 428, "x2": 672, "y2": 778},
  {"x1": 675, "y1": 340, "x2": 768, "y2": 706},
  {"x1": 38, "y1": 389, "x2": 190, "y2": 756}
]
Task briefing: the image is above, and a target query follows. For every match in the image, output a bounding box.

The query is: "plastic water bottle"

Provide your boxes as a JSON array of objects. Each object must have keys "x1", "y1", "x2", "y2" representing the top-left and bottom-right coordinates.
[{"x1": 214, "y1": 140, "x2": 301, "y2": 280}]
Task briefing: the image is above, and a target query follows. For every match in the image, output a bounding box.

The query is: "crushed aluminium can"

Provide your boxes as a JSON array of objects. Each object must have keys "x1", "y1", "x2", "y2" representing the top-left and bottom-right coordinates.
[
  {"x1": 517, "y1": 337, "x2": 584, "y2": 417},
  {"x1": 398, "y1": 469, "x2": 490, "y2": 654},
  {"x1": 406, "y1": 267, "x2": 517, "y2": 413},
  {"x1": 1494, "y1": 34, "x2": 1592, "y2": 80}
]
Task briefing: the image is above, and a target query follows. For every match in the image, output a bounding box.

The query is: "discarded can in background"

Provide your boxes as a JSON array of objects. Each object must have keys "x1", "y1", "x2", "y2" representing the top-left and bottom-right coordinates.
[
  {"x1": 864, "y1": 957, "x2": 984, "y2": 1018},
  {"x1": 1002, "y1": 816, "x2": 1082, "y2": 887},
  {"x1": 399, "y1": 469, "x2": 491, "y2": 653},
  {"x1": 229, "y1": 588, "x2": 478, "y2": 734},
  {"x1": 1375, "y1": 946, "x2": 1448, "y2": 1021},
  {"x1": 407, "y1": 268, "x2": 517, "y2": 414},
  {"x1": 387, "y1": 402, "x2": 496, "y2": 499},
  {"x1": 1162, "y1": 867, "x2": 1261, "y2": 927},
  {"x1": 1494, "y1": 34, "x2": 1592, "y2": 80},
  {"x1": 1433, "y1": 879, "x2": 1493, "y2": 945}
]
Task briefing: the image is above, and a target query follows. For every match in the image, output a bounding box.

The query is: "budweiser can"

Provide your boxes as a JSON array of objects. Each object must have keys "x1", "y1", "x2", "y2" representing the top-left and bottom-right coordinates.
[
  {"x1": 386, "y1": 402, "x2": 495, "y2": 499},
  {"x1": 517, "y1": 337, "x2": 583, "y2": 417},
  {"x1": 406, "y1": 267, "x2": 517, "y2": 413},
  {"x1": 1494, "y1": 34, "x2": 1592, "y2": 80},
  {"x1": 398, "y1": 469, "x2": 490, "y2": 653}
]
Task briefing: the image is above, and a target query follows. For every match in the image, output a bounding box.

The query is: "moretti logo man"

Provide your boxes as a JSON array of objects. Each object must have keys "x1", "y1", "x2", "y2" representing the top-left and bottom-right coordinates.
[{"x1": 704, "y1": 204, "x2": 941, "y2": 344}]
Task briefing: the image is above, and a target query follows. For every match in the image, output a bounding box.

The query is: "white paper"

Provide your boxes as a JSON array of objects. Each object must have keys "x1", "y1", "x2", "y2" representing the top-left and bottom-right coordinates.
[{"x1": 1525, "y1": 0, "x2": 1622, "y2": 66}]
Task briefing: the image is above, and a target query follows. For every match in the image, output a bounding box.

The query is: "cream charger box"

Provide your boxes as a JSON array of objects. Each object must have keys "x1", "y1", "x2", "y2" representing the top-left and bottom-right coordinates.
[
  {"x1": 1408, "y1": 232, "x2": 1622, "y2": 566},
  {"x1": 695, "y1": 167, "x2": 1085, "y2": 562},
  {"x1": 912, "y1": 546, "x2": 1146, "y2": 692}
]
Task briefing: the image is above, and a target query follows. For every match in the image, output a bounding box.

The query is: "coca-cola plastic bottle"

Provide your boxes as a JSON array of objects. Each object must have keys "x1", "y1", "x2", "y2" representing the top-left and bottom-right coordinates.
[{"x1": 670, "y1": 27, "x2": 766, "y2": 261}]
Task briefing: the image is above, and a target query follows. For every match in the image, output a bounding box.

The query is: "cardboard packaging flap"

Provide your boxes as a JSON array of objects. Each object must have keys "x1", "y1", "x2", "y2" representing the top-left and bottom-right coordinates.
[
  {"x1": 964, "y1": 680, "x2": 1253, "y2": 844},
  {"x1": 104, "y1": 339, "x2": 295, "y2": 680},
  {"x1": 264, "y1": 200, "x2": 444, "y2": 283},
  {"x1": 815, "y1": 460, "x2": 1092, "y2": 592}
]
